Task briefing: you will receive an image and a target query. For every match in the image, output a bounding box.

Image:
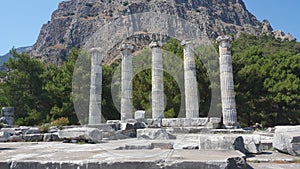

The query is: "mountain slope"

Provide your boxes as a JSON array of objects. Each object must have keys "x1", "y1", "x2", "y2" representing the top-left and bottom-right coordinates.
[
  {"x1": 30, "y1": 0, "x2": 286, "y2": 65},
  {"x1": 0, "y1": 46, "x2": 32, "y2": 70}
]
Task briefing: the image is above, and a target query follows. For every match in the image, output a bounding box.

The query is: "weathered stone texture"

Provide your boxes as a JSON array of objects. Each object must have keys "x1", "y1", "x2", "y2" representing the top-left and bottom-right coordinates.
[
  {"x1": 58, "y1": 127, "x2": 103, "y2": 143},
  {"x1": 88, "y1": 48, "x2": 102, "y2": 125},
  {"x1": 150, "y1": 42, "x2": 164, "y2": 121},
  {"x1": 273, "y1": 125, "x2": 300, "y2": 156},
  {"x1": 217, "y1": 35, "x2": 238, "y2": 128},
  {"x1": 120, "y1": 43, "x2": 134, "y2": 122},
  {"x1": 137, "y1": 128, "x2": 176, "y2": 140}
]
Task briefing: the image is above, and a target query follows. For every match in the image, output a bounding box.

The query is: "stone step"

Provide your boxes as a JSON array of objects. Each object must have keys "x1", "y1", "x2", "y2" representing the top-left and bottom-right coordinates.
[
  {"x1": 0, "y1": 142, "x2": 247, "y2": 169},
  {"x1": 175, "y1": 134, "x2": 262, "y2": 154}
]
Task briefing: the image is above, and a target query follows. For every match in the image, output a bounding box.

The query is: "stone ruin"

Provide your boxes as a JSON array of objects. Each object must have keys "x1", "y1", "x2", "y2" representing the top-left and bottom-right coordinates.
[
  {"x1": 86, "y1": 35, "x2": 237, "y2": 128},
  {"x1": 0, "y1": 107, "x2": 14, "y2": 127},
  {"x1": 0, "y1": 36, "x2": 299, "y2": 169}
]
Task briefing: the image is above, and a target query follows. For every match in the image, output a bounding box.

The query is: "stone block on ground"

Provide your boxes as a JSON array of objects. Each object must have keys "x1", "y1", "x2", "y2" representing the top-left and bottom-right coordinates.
[
  {"x1": 273, "y1": 125, "x2": 300, "y2": 156},
  {"x1": 162, "y1": 118, "x2": 209, "y2": 127},
  {"x1": 1, "y1": 128, "x2": 21, "y2": 135},
  {"x1": 242, "y1": 135, "x2": 262, "y2": 154},
  {"x1": 146, "y1": 119, "x2": 162, "y2": 128},
  {"x1": 24, "y1": 127, "x2": 40, "y2": 134},
  {"x1": 0, "y1": 131, "x2": 10, "y2": 142},
  {"x1": 85, "y1": 124, "x2": 116, "y2": 132},
  {"x1": 8, "y1": 135, "x2": 23, "y2": 142},
  {"x1": 43, "y1": 133, "x2": 61, "y2": 142},
  {"x1": 135, "y1": 110, "x2": 146, "y2": 122},
  {"x1": 58, "y1": 127, "x2": 102, "y2": 143},
  {"x1": 171, "y1": 127, "x2": 211, "y2": 134},
  {"x1": 207, "y1": 117, "x2": 222, "y2": 129},
  {"x1": 174, "y1": 143, "x2": 199, "y2": 150},
  {"x1": 23, "y1": 134, "x2": 44, "y2": 142},
  {"x1": 48, "y1": 126, "x2": 59, "y2": 133},
  {"x1": 51, "y1": 132, "x2": 61, "y2": 141},
  {"x1": 43, "y1": 133, "x2": 52, "y2": 142},
  {"x1": 199, "y1": 134, "x2": 247, "y2": 154},
  {"x1": 106, "y1": 120, "x2": 121, "y2": 131},
  {"x1": 105, "y1": 131, "x2": 130, "y2": 140},
  {"x1": 137, "y1": 128, "x2": 176, "y2": 140}
]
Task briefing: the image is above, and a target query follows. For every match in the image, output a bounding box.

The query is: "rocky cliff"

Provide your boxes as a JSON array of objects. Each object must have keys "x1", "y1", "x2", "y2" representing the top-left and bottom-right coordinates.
[{"x1": 30, "y1": 0, "x2": 292, "y2": 65}]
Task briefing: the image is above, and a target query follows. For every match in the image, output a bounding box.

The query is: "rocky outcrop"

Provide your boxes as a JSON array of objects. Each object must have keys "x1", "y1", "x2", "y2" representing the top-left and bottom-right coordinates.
[
  {"x1": 273, "y1": 30, "x2": 296, "y2": 41},
  {"x1": 31, "y1": 0, "x2": 281, "y2": 65}
]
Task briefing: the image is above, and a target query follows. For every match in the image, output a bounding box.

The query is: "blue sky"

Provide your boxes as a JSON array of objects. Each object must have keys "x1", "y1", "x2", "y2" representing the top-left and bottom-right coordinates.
[{"x1": 0, "y1": 0, "x2": 299, "y2": 55}]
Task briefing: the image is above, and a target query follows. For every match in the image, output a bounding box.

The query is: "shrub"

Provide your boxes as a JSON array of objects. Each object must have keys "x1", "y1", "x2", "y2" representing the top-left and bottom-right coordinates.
[{"x1": 51, "y1": 117, "x2": 69, "y2": 128}]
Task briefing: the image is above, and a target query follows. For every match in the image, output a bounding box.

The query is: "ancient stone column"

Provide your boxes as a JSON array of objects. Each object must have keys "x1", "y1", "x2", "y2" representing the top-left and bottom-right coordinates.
[
  {"x1": 0, "y1": 107, "x2": 14, "y2": 127},
  {"x1": 88, "y1": 48, "x2": 102, "y2": 125},
  {"x1": 120, "y1": 43, "x2": 134, "y2": 122},
  {"x1": 181, "y1": 40, "x2": 199, "y2": 118},
  {"x1": 217, "y1": 35, "x2": 238, "y2": 128},
  {"x1": 150, "y1": 41, "x2": 164, "y2": 120}
]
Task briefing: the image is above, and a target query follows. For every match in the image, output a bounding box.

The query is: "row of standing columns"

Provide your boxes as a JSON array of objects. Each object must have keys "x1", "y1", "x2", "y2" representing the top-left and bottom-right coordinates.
[{"x1": 88, "y1": 36, "x2": 238, "y2": 128}]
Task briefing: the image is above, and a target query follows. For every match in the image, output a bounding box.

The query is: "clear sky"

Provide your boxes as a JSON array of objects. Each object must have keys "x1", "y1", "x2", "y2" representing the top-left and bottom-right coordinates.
[{"x1": 0, "y1": 0, "x2": 299, "y2": 55}]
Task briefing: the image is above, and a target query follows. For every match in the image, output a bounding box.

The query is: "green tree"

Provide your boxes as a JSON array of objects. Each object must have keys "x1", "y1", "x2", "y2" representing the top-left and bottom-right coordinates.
[
  {"x1": 1, "y1": 49, "x2": 48, "y2": 125},
  {"x1": 232, "y1": 34, "x2": 300, "y2": 127},
  {"x1": 42, "y1": 48, "x2": 80, "y2": 124}
]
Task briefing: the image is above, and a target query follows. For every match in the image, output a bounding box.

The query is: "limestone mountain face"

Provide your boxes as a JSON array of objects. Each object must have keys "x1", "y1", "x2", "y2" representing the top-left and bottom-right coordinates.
[{"x1": 31, "y1": 0, "x2": 276, "y2": 64}]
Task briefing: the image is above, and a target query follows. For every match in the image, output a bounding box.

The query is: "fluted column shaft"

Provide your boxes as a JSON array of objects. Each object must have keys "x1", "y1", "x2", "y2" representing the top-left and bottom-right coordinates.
[
  {"x1": 150, "y1": 42, "x2": 164, "y2": 120},
  {"x1": 181, "y1": 40, "x2": 199, "y2": 118},
  {"x1": 217, "y1": 35, "x2": 238, "y2": 127},
  {"x1": 120, "y1": 43, "x2": 134, "y2": 122},
  {"x1": 89, "y1": 48, "x2": 102, "y2": 125}
]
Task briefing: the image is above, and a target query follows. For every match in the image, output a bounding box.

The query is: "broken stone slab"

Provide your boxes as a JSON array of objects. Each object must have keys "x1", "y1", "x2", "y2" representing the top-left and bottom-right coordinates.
[
  {"x1": 7, "y1": 135, "x2": 23, "y2": 142},
  {"x1": 0, "y1": 141, "x2": 247, "y2": 169},
  {"x1": 162, "y1": 118, "x2": 209, "y2": 127},
  {"x1": 58, "y1": 127, "x2": 102, "y2": 143},
  {"x1": 0, "y1": 131, "x2": 10, "y2": 142},
  {"x1": 120, "y1": 122, "x2": 134, "y2": 131},
  {"x1": 85, "y1": 124, "x2": 116, "y2": 132},
  {"x1": 43, "y1": 133, "x2": 61, "y2": 142},
  {"x1": 151, "y1": 142, "x2": 173, "y2": 149},
  {"x1": 115, "y1": 142, "x2": 173, "y2": 150},
  {"x1": 170, "y1": 127, "x2": 212, "y2": 134},
  {"x1": 210, "y1": 129, "x2": 253, "y2": 134},
  {"x1": 106, "y1": 120, "x2": 121, "y2": 130},
  {"x1": 24, "y1": 127, "x2": 40, "y2": 134},
  {"x1": 199, "y1": 134, "x2": 247, "y2": 154},
  {"x1": 146, "y1": 119, "x2": 162, "y2": 128},
  {"x1": 206, "y1": 117, "x2": 222, "y2": 129},
  {"x1": 137, "y1": 128, "x2": 176, "y2": 140},
  {"x1": 0, "y1": 128, "x2": 22, "y2": 135},
  {"x1": 174, "y1": 143, "x2": 199, "y2": 150},
  {"x1": 23, "y1": 134, "x2": 44, "y2": 142},
  {"x1": 242, "y1": 135, "x2": 262, "y2": 154},
  {"x1": 273, "y1": 125, "x2": 300, "y2": 156},
  {"x1": 48, "y1": 126, "x2": 60, "y2": 133},
  {"x1": 104, "y1": 131, "x2": 130, "y2": 140},
  {"x1": 43, "y1": 133, "x2": 52, "y2": 142}
]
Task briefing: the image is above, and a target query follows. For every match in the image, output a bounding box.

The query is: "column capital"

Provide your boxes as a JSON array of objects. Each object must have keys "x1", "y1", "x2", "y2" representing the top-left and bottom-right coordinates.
[
  {"x1": 149, "y1": 41, "x2": 161, "y2": 48},
  {"x1": 120, "y1": 42, "x2": 135, "y2": 52},
  {"x1": 181, "y1": 39, "x2": 193, "y2": 46},
  {"x1": 89, "y1": 47, "x2": 101, "y2": 54},
  {"x1": 216, "y1": 35, "x2": 232, "y2": 47}
]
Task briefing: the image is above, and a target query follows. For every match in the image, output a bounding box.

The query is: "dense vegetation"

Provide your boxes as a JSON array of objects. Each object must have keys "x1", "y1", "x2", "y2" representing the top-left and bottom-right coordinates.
[
  {"x1": 232, "y1": 34, "x2": 300, "y2": 126},
  {"x1": 0, "y1": 34, "x2": 299, "y2": 127}
]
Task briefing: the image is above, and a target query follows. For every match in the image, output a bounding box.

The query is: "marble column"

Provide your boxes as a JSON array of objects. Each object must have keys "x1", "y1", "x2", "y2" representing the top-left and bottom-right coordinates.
[
  {"x1": 181, "y1": 40, "x2": 199, "y2": 118},
  {"x1": 120, "y1": 43, "x2": 134, "y2": 122},
  {"x1": 150, "y1": 41, "x2": 164, "y2": 120},
  {"x1": 217, "y1": 35, "x2": 238, "y2": 128},
  {"x1": 88, "y1": 48, "x2": 102, "y2": 125}
]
